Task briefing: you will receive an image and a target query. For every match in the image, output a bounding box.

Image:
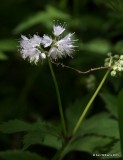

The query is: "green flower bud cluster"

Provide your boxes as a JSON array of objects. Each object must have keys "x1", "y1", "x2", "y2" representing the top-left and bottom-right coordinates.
[{"x1": 104, "y1": 53, "x2": 123, "y2": 77}]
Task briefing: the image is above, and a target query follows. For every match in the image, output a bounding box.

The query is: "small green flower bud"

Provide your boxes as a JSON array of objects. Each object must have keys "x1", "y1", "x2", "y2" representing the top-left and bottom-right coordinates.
[
  {"x1": 111, "y1": 70, "x2": 116, "y2": 77},
  {"x1": 118, "y1": 67, "x2": 122, "y2": 71},
  {"x1": 120, "y1": 55, "x2": 123, "y2": 60},
  {"x1": 107, "y1": 52, "x2": 112, "y2": 57},
  {"x1": 120, "y1": 60, "x2": 123, "y2": 66},
  {"x1": 105, "y1": 58, "x2": 110, "y2": 62},
  {"x1": 114, "y1": 55, "x2": 119, "y2": 59},
  {"x1": 112, "y1": 65, "x2": 117, "y2": 70},
  {"x1": 121, "y1": 68, "x2": 123, "y2": 71}
]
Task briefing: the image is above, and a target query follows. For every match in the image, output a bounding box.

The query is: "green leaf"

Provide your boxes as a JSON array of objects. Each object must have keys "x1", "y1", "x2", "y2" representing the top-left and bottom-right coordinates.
[
  {"x1": 80, "y1": 39, "x2": 111, "y2": 54},
  {"x1": 71, "y1": 136, "x2": 112, "y2": 153},
  {"x1": 0, "y1": 150, "x2": 47, "y2": 160},
  {"x1": 14, "y1": 5, "x2": 70, "y2": 33},
  {"x1": 108, "y1": 141, "x2": 121, "y2": 155},
  {"x1": 0, "y1": 119, "x2": 36, "y2": 133},
  {"x1": 0, "y1": 119, "x2": 60, "y2": 136},
  {"x1": 100, "y1": 93, "x2": 118, "y2": 118},
  {"x1": 79, "y1": 112, "x2": 119, "y2": 139},
  {"x1": 60, "y1": 136, "x2": 112, "y2": 159},
  {"x1": 104, "y1": 0, "x2": 123, "y2": 13},
  {"x1": 0, "y1": 119, "x2": 62, "y2": 150},
  {"x1": 0, "y1": 39, "x2": 17, "y2": 52},
  {"x1": 0, "y1": 51, "x2": 8, "y2": 60},
  {"x1": 23, "y1": 132, "x2": 62, "y2": 150},
  {"x1": 60, "y1": 112, "x2": 120, "y2": 159},
  {"x1": 65, "y1": 96, "x2": 91, "y2": 133},
  {"x1": 65, "y1": 99, "x2": 85, "y2": 133}
]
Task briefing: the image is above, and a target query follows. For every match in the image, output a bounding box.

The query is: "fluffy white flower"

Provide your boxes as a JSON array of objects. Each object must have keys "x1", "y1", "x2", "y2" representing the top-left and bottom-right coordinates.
[
  {"x1": 30, "y1": 35, "x2": 42, "y2": 47},
  {"x1": 48, "y1": 47, "x2": 63, "y2": 60},
  {"x1": 42, "y1": 35, "x2": 52, "y2": 48},
  {"x1": 20, "y1": 35, "x2": 44, "y2": 63},
  {"x1": 20, "y1": 22, "x2": 77, "y2": 63},
  {"x1": 53, "y1": 25, "x2": 65, "y2": 36},
  {"x1": 57, "y1": 33, "x2": 75, "y2": 55},
  {"x1": 49, "y1": 33, "x2": 76, "y2": 60}
]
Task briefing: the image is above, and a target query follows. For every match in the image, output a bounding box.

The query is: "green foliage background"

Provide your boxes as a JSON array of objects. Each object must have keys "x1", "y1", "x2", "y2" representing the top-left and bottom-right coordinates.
[{"x1": 0, "y1": 0, "x2": 123, "y2": 159}]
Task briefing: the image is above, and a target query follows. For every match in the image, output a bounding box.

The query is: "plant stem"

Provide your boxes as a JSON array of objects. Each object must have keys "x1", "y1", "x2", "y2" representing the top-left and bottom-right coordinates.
[
  {"x1": 48, "y1": 59, "x2": 67, "y2": 136},
  {"x1": 72, "y1": 70, "x2": 110, "y2": 136}
]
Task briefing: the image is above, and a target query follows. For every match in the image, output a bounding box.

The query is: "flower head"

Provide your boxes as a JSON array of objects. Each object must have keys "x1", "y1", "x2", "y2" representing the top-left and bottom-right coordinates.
[
  {"x1": 20, "y1": 35, "x2": 45, "y2": 64},
  {"x1": 53, "y1": 25, "x2": 65, "y2": 36},
  {"x1": 42, "y1": 35, "x2": 52, "y2": 48},
  {"x1": 19, "y1": 22, "x2": 77, "y2": 64},
  {"x1": 48, "y1": 47, "x2": 63, "y2": 60},
  {"x1": 30, "y1": 35, "x2": 42, "y2": 47},
  {"x1": 49, "y1": 33, "x2": 76, "y2": 60}
]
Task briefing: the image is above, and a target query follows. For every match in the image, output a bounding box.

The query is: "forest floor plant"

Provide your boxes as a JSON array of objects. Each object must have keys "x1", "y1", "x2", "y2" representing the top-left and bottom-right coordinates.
[{"x1": 18, "y1": 22, "x2": 123, "y2": 159}]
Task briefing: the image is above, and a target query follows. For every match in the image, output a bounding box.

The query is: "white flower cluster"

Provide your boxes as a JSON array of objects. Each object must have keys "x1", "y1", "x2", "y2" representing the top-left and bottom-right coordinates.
[
  {"x1": 104, "y1": 53, "x2": 123, "y2": 77},
  {"x1": 20, "y1": 24, "x2": 76, "y2": 64}
]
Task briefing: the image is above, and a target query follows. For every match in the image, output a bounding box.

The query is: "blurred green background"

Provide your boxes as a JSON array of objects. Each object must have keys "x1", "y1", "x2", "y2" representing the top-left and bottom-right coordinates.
[{"x1": 0, "y1": 0, "x2": 123, "y2": 159}]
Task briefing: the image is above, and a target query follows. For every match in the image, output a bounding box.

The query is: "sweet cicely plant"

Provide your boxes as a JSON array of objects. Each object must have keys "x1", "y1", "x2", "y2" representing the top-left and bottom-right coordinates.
[{"x1": 19, "y1": 22, "x2": 122, "y2": 159}]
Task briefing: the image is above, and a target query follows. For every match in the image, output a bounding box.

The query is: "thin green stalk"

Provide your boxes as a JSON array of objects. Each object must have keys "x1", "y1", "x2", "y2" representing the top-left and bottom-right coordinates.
[
  {"x1": 48, "y1": 59, "x2": 67, "y2": 136},
  {"x1": 72, "y1": 70, "x2": 110, "y2": 136}
]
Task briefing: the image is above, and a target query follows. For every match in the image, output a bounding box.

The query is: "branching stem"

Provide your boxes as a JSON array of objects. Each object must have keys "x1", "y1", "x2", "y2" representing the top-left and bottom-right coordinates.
[{"x1": 52, "y1": 61, "x2": 111, "y2": 74}]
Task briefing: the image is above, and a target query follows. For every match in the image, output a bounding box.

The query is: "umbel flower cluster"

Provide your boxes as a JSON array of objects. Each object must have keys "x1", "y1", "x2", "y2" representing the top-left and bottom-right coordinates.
[
  {"x1": 104, "y1": 53, "x2": 123, "y2": 77},
  {"x1": 20, "y1": 24, "x2": 76, "y2": 64}
]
